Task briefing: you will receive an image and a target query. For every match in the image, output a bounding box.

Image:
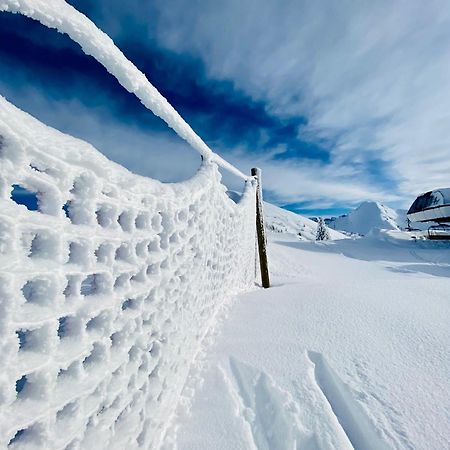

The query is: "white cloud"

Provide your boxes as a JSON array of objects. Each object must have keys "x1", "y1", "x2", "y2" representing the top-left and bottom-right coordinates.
[
  {"x1": 0, "y1": 78, "x2": 400, "y2": 211},
  {"x1": 219, "y1": 145, "x2": 401, "y2": 208},
  {"x1": 152, "y1": 0, "x2": 450, "y2": 205},
  {"x1": 0, "y1": 84, "x2": 201, "y2": 183},
  {"x1": 3, "y1": 80, "x2": 392, "y2": 209}
]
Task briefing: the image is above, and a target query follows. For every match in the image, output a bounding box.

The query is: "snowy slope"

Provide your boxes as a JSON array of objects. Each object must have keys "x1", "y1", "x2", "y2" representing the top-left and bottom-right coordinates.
[
  {"x1": 395, "y1": 208, "x2": 409, "y2": 229},
  {"x1": 326, "y1": 201, "x2": 401, "y2": 235},
  {"x1": 169, "y1": 230, "x2": 450, "y2": 450},
  {"x1": 228, "y1": 192, "x2": 344, "y2": 241},
  {"x1": 264, "y1": 202, "x2": 344, "y2": 240}
]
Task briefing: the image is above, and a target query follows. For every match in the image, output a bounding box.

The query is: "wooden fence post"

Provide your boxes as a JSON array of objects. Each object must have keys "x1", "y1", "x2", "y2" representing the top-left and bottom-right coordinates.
[{"x1": 251, "y1": 167, "x2": 270, "y2": 288}]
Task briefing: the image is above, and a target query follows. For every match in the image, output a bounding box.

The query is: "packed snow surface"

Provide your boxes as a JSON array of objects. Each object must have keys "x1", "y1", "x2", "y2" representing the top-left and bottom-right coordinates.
[
  {"x1": 0, "y1": 96, "x2": 256, "y2": 449},
  {"x1": 326, "y1": 201, "x2": 402, "y2": 235},
  {"x1": 169, "y1": 230, "x2": 450, "y2": 450}
]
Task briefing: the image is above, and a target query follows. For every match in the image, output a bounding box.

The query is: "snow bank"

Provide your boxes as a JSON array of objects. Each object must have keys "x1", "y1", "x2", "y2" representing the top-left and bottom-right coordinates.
[
  {"x1": 0, "y1": 0, "x2": 249, "y2": 181},
  {"x1": 0, "y1": 96, "x2": 256, "y2": 449}
]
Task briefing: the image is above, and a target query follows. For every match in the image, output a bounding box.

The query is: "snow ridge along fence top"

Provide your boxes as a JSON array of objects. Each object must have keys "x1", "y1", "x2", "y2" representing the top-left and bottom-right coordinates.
[
  {"x1": 0, "y1": 1, "x2": 260, "y2": 448},
  {"x1": 0, "y1": 0, "x2": 250, "y2": 182}
]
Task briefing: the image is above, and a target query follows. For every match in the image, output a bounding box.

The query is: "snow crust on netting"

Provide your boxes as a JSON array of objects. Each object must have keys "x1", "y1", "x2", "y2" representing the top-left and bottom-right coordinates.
[{"x1": 0, "y1": 96, "x2": 256, "y2": 449}]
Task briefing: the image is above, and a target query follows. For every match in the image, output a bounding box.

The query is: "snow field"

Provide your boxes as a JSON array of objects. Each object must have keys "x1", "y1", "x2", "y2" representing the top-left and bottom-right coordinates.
[
  {"x1": 0, "y1": 96, "x2": 257, "y2": 449},
  {"x1": 171, "y1": 231, "x2": 450, "y2": 450}
]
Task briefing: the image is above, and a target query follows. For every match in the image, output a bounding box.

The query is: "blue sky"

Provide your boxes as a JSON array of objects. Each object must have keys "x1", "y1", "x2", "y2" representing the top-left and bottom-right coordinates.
[{"x1": 1, "y1": 0, "x2": 450, "y2": 216}]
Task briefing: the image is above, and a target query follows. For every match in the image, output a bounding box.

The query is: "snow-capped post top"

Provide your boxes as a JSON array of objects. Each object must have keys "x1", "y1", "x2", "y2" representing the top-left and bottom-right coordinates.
[
  {"x1": 0, "y1": 0, "x2": 250, "y2": 182},
  {"x1": 252, "y1": 167, "x2": 270, "y2": 288}
]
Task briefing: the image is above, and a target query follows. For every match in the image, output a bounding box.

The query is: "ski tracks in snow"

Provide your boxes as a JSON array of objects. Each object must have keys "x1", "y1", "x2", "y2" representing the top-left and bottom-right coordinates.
[
  {"x1": 216, "y1": 353, "x2": 403, "y2": 450},
  {"x1": 222, "y1": 357, "x2": 315, "y2": 450},
  {"x1": 306, "y1": 351, "x2": 391, "y2": 450}
]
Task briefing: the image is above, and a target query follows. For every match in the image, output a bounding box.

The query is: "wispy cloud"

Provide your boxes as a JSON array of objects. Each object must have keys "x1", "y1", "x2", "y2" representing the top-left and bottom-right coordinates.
[
  {"x1": 0, "y1": 83, "x2": 200, "y2": 182},
  {"x1": 220, "y1": 145, "x2": 401, "y2": 207},
  {"x1": 151, "y1": 0, "x2": 450, "y2": 207},
  {"x1": 2, "y1": 1, "x2": 450, "y2": 214}
]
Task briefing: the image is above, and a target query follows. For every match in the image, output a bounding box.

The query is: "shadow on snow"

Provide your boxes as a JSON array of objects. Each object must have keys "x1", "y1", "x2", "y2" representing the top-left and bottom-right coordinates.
[{"x1": 274, "y1": 233, "x2": 450, "y2": 279}]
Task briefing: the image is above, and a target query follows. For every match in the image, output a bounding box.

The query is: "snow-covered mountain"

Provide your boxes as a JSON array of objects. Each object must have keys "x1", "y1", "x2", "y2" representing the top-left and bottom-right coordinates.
[
  {"x1": 228, "y1": 191, "x2": 344, "y2": 240},
  {"x1": 264, "y1": 202, "x2": 344, "y2": 240},
  {"x1": 326, "y1": 201, "x2": 401, "y2": 235}
]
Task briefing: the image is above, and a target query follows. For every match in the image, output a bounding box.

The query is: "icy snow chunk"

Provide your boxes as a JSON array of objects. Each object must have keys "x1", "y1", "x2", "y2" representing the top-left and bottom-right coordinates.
[
  {"x1": 63, "y1": 276, "x2": 80, "y2": 298},
  {"x1": 135, "y1": 240, "x2": 148, "y2": 258},
  {"x1": 115, "y1": 243, "x2": 133, "y2": 262},
  {"x1": 56, "y1": 401, "x2": 78, "y2": 422},
  {"x1": 7, "y1": 423, "x2": 44, "y2": 448},
  {"x1": 114, "y1": 273, "x2": 130, "y2": 290},
  {"x1": 16, "y1": 330, "x2": 27, "y2": 350},
  {"x1": 80, "y1": 273, "x2": 110, "y2": 296},
  {"x1": 86, "y1": 313, "x2": 109, "y2": 335},
  {"x1": 57, "y1": 361, "x2": 82, "y2": 382},
  {"x1": 151, "y1": 213, "x2": 163, "y2": 234},
  {"x1": 147, "y1": 237, "x2": 161, "y2": 253},
  {"x1": 82, "y1": 343, "x2": 106, "y2": 370}
]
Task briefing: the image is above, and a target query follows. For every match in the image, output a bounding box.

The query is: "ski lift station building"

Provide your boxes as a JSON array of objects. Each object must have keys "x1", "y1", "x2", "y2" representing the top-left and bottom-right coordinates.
[{"x1": 407, "y1": 188, "x2": 450, "y2": 223}]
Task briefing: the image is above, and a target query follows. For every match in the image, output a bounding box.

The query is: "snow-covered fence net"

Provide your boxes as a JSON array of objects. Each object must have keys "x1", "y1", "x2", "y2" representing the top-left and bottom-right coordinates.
[
  {"x1": 0, "y1": 1, "x2": 258, "y2": 448},
  {"x1": 0, "y1": 95, "x2": 256, "y2": 449}
]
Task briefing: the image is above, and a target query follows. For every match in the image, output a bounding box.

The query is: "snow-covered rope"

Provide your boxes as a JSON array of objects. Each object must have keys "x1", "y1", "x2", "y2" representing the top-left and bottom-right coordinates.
[{"x1": 0, "y1": 0, "x2": 250, "y2": 181}]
